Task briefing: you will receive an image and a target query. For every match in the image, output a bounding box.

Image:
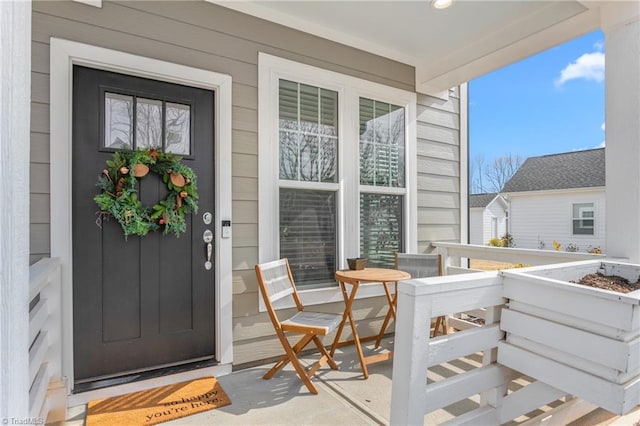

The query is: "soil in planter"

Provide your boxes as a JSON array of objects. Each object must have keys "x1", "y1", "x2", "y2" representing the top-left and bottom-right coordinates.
[{"x1": 571, "y1": 272, "x2": 640, "y2": 294}]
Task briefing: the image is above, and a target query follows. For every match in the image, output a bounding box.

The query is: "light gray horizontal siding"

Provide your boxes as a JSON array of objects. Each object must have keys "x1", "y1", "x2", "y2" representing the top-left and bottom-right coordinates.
[
  {"x1": 30, "y1": 193, "x2": 50, "y2": 224},
  {"x1": 29, "y1": 0, "x2": 462, "y2": 366},
  {"x1": 416, "y1": 91, "x2": 462, "y2": 253}
]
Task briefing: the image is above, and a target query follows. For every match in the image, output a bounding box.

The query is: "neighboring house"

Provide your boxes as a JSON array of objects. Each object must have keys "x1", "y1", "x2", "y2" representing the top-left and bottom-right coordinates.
[
  {"x1": 2, "y1": 0, "x2": 639, "y2": 419},
  {"x1": 502, "y1": 148, "x2": 605, "y2": 252},
  {"x1": 469, "y1": 193, "x2": 509, "y2": 245}
]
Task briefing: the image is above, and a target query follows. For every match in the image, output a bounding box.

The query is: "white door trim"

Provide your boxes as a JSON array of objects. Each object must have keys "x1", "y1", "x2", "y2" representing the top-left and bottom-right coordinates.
[{"x1": 50, "y1": 38, "x2": 233, "y2": 393}]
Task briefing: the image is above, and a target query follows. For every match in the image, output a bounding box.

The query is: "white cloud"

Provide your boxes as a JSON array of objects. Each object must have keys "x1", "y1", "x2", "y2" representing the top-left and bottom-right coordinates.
[
  {"x1": 594, "y1": 40, "x2": 605, "y2": 51},
  {"x1": 601, "y1": 122, "x2": 605, "y2": 132},
  {"x1": 598, "y1": 140, "x2": 606, "y2": 148},
  {"x1": 555, "y1": 52, "x2": 605, "y2": 87}
]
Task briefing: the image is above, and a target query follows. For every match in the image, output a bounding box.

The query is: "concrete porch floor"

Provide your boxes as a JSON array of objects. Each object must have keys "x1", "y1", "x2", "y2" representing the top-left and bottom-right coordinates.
[{"x1": 59, "y1": 336, "x2": 640, "y2": 425}]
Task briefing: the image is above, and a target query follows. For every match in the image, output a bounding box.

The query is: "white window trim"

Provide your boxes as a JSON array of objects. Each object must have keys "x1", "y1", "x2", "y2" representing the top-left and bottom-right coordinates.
[
  {"x1": 50, "y1": 38, "x2": 234, "y2": 391},
  {"x1": 258, "y1": 53, "x2": 416, "y2": 310},
  {"x1": 572, "y1": 202, "x2": 596, "y2": 236}
]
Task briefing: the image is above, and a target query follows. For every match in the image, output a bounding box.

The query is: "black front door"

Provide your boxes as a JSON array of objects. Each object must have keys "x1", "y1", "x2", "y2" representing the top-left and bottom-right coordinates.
[{"x1": 72, "y1": 66, "x2": 215, "y2": 384}]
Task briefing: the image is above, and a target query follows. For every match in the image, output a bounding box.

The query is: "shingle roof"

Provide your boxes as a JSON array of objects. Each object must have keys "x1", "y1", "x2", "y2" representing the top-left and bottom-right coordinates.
[
  {"x1": 502, "y1": 148, "x2": 605, "y2": 193},
  {"x1": 469, "y1": 193, "x2": 498, "y2": 208}
]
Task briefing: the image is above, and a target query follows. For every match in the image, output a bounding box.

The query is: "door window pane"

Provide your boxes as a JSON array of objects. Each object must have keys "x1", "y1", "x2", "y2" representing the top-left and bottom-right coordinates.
[
  {"x1": 165, "y1": 102, "x2": 191, "y2": 155},
  {"x1": 360, "y1": 193, "x2": 403, "y2": 267},
  {"x1": 104, "y1": 92, "x2": 133, "y2": 149},
  {"x1": 280, "y1": 188, "x2": 337, "y2": 287},
  {"x1": 360, "y1": 98, "x2": 405, "y2": 187},
  {"x1": 136, "y1": 98, "x2": 162, "y2": 149},
  {"x1": 278, "y1": 80, "x2": 338, "y2": 182}
]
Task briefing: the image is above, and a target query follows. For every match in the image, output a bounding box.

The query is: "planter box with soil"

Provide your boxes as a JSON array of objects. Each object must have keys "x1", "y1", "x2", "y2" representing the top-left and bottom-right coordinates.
[{"x1": 497, "y1": 260, "x2": 640, "y2": 415}]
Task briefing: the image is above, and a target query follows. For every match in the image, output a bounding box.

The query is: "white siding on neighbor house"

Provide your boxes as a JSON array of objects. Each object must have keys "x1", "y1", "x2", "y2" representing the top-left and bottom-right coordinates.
[
  {"x1": 482, "y1": 199, "x2": 508, "y2": 244},
  {"x1": 469, "y1": 208, "x2": 483, "y2": 245},
  {"x1": 508, "y1": 188, "x2": 605, "y2": 252},
  {"x1": 31, "y1": 1, "x2": 462, "y2": 366}
]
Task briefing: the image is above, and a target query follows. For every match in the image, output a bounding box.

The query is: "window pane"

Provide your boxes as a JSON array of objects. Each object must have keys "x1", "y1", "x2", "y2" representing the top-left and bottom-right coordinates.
[
  {"x1": 360, "y1": 193, "x2": 403, "y2": 268},
  {"x1": 389, "y1": 105, "x2": 405, "y2": 187},
  {"x1": 299, "y1": 84, "x2": 319, "y2": 134},
  {"x1": 165, "y1": 102, "x2": 191, "y2": 155},
  {"x1": 375, "y1": 101, "x2": 391, "y2": 145},
  {"x1": 573, "y1": 219, "x2": 594, "y2": 235},
  {"x1": 136, "y1": 98, "x2": 162, "y2": 149},
  {"x1": 359, "y1": 98, "x2": 405, "y2": 187},
  {"x1": 320, "y1": 89, "x2": 337, "y2": 137},
  {"x1": 279, "y1": 80, "x2": 299, "y2": 131},
  {"x1": 572, "y1": 203, "x2": 594, "y2": 235},
  {"x1": 279, "y1": 130, "x2": 299, "y2": 180},
  {"x1": 104, "y1": 92, "x2": 133, "y2": 149},
  {"x1": 573, "y1": 203, "x2": 594, "y2": 218},
  {"x1": 320, "y1": 137, "x2": 338, "y2": 182},
  {"x1": 300, "y1": 134, "x2": 319, "y2": 181},
  {"x1": 280, "y1": 189, "x2": 337, "y2": 287},
  {"x1": 279, "y1": 80, "x2": 337, "y2": 183}
]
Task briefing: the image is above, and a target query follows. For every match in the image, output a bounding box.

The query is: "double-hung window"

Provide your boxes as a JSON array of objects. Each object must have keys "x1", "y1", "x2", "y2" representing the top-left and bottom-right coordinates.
[
  {"x1": 572, "y1": 203, "x2": 595, "y2": 235},
  {"x1": 259, "y1": 54, "x2": 416, "y2": 297},
  {"x1": 359, "y1": 98, "x2": 406, "y2": 267},
  {"x1": 278, "y1": 80, "x2": 339, "y2": 286}
]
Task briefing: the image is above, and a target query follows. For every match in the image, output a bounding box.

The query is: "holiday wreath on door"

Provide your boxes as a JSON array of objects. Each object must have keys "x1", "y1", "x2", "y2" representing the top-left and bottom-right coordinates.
[{"x1": 94, "y1": 148, "x2": 199, "y2": 238}]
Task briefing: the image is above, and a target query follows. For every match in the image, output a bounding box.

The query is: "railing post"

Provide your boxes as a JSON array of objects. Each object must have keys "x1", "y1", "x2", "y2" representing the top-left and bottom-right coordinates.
[
  {"x1": 437, "y1": 246, "x2": 453, "y2": 275},
  {"x1": 0, "y1": 0, "x2": 31, "y2": 421},
  {"x1": 41, "y1": 262, "x2": 62, "y2": 381},
  {"x1": 390, "y1": 282, "x2": 431, "y2": 426},
  {"x1": 480, "y1": 303, "x2": 506, "y2": 409},
  {"x1": 41, "y1": 261, "x2": 66, "y2": 422}
]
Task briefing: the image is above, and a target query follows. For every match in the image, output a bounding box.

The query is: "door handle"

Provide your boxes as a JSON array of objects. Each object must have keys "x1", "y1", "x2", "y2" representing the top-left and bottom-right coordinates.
[
  {"x1": 205, "y1": 243, "x2": 213, "y2": 270},
  {"x1": 203, "y1": 229, "x2": 213, "y2": 270}
]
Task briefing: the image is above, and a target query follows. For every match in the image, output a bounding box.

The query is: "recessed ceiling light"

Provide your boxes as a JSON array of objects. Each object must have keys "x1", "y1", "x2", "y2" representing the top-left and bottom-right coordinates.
[{"x1": 432, "y1": 0, "x2": 453, "y2": 10}]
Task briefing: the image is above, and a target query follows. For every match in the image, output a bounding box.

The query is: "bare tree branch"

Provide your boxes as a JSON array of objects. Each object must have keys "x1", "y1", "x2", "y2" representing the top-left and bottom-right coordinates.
[
  {"x1": 484, "y1": 153, "x2": 523, "y2": 192},
  {"x1": 470, "y1": 154, "x2": 486, "y2": 194}
]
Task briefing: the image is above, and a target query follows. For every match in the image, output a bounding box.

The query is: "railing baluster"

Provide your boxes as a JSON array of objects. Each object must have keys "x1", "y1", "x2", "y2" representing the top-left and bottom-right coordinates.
[{"x1": 28, "y1": 258, "x2": 66, "y2": 423}]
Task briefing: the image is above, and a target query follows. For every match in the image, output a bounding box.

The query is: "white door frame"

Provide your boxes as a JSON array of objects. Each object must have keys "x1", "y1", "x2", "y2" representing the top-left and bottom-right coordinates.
[{"x1": 50, "y1": 38, "x2": 233, "y2": 393}]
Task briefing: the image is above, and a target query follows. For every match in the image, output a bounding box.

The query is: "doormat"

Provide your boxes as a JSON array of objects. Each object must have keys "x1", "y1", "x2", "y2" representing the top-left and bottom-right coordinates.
[{"x1": 86, "y1": 377, "x2": 231, "y2": 426}]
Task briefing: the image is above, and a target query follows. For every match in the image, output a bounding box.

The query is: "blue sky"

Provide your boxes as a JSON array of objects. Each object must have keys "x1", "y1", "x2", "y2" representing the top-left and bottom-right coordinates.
[{"x1": 469, "y1": 29, "x2": 605, "y2": 163}]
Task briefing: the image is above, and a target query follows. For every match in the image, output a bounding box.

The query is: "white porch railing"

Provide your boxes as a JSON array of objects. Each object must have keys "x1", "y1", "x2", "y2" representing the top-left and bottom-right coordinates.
[
  {"x1": 390, "y1": 271, "x2": 593, "y2": 425},
  {"x1": 432, "y1": 242, "x2": 605, "y2": 330},
  {"x1": 434, "y1": 242, "x2": 604, "y2": 275},
  {"x1": 29, "y1": 258, "x2": 66, "y2": 422}
]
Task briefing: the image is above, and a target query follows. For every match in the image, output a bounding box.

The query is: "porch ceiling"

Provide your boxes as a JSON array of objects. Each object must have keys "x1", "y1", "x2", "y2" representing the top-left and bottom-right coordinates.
[{"x1": 212, "y1": 0, "x2": 601, "y2": 93}]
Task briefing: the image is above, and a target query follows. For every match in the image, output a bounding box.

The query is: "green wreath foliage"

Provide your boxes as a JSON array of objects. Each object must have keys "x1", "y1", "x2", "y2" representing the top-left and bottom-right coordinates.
[{"x1": 94, "y1": 148, "x2": 199, "y2": 238}]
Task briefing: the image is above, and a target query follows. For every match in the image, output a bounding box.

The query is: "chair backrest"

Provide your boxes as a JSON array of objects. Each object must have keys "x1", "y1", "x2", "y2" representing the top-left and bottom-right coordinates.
[
  {"x1": 395, "y1": 253, "x2": 442, "y2": 278},
  {"x1": 255, "y1": 259, "x2": 297, "y2": 302}
]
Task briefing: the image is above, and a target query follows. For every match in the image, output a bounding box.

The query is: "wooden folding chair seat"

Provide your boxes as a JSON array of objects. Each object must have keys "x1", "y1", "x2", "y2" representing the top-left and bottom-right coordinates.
[
  {"x1": 395, "y1": 253, "x2": 447, "y2": 337},
  {"x1": 255, "y1": 258, "x2": 342, "y2": 394}
]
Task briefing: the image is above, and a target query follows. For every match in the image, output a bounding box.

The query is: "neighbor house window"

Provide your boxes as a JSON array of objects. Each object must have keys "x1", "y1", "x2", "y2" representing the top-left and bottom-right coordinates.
[
  {"x1": 572, "y1": 203, "x2": 594, "y2": 235},
  {"x1": 259, "y1": 54, "x2": 416, "y2": 290}
]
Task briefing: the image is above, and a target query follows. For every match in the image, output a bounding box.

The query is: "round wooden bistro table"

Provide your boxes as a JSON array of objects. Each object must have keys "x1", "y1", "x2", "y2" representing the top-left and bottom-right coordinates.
[{"x1": 329, "y1": 268, "x2": 411, "y2": 378}]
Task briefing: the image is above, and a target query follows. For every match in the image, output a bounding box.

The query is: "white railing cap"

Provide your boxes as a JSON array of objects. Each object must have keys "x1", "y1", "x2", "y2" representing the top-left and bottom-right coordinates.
[{"x1": 398, "y1": 271, "x2": 501, "y2": 296}]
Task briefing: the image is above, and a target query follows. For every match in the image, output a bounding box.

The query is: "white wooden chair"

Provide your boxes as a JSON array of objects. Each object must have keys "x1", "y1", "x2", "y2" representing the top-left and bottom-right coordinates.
[
  {"x1": 255, "y1": 258, "x2": 342, "y2": 394},
  {"x1": 395, "y1": 253, "x2": 447, "y2": 337}
]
